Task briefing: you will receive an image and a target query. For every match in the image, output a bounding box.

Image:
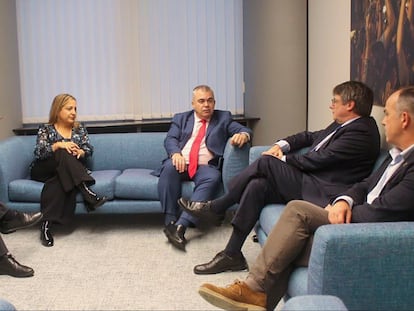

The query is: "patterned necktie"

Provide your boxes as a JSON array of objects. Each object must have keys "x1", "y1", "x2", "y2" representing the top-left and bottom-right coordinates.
[{"x1": 188, "y1": 119, "x2": 207, "y2": 178}]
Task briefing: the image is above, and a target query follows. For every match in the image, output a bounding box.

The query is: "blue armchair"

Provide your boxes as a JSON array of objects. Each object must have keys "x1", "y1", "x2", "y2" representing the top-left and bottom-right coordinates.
[
  {"x1": 0, "y1": 298, "x2": 16, "y2": 311},
  {"x1": 281, "y1": 295, "x2": 348, "y2": 311},
  {"x1": 250, "y1": 146, "x2": 414, "y2": 310}
]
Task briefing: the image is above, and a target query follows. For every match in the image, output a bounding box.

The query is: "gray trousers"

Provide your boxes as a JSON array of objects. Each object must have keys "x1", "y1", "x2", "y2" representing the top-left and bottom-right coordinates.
[{"x1": 248, "y1": 200, "x2": 330, "y2": 310}]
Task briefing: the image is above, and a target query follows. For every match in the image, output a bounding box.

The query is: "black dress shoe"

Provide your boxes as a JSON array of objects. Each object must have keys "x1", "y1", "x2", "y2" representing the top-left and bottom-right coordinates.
[
  {"x1": 163, "y1": 221, "x2": 187, "y2": 251},
  {"x1": 194, "y1": 250, "x2": 248, "y2": 275},
  {"x1": 40, "y1": 221, "x2": 54, "y2": 247},
  {"x1": 178, "y1": 198, "x2": 224, "y2": 226},
  {"x1": 0, "y1": 253, "x2": 34, "y2": 277},
  {"x1": 0, "y1": 211, "x2": 43, "y2": 234}
]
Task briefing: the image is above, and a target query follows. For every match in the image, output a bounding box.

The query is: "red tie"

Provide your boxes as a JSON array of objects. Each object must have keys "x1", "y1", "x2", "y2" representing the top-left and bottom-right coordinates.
[{"x1": 188, "y1": 119, "x2": 207, "y2": 178}]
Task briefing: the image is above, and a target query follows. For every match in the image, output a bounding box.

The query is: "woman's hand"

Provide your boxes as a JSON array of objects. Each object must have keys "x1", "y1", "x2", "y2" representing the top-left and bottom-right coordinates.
[{"x1": 54, "y1": 141, "x2": 84, "y2": 158}]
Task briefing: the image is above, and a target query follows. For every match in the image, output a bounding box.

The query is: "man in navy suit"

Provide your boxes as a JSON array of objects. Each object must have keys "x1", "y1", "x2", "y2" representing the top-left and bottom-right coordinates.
[
  {"x1": 195, "y1": 86, "x2": 414, "y2": 311},
  {"x1": 180, "y1": 81, "x2": 380, "y2": 273},
  {"x1": 156, "y1": 85, "x2": 252, "y2": 251}
]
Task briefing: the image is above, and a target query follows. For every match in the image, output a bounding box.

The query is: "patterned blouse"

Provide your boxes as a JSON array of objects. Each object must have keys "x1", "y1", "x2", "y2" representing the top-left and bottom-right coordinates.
[{"x1": 33, "y1": 124, "x2": 93, "y2": 160}]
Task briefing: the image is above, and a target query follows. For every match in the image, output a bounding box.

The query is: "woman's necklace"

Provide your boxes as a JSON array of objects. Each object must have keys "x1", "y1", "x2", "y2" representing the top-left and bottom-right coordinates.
[{"x1": 54, "y1": 124, "x2": 72, "y2": 140}]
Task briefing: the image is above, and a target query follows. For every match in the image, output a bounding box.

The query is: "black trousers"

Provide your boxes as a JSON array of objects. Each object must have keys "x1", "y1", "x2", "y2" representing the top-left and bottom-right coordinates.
[
  {"x1": 228, "y1": 155, "x2": 304, "y2": 234},
  {"x1": 31, "y1": 150, "x2": 94, "y2": 224},
  {"x1": 0, "y1": 203, "x2": 9, "y2": 256}
]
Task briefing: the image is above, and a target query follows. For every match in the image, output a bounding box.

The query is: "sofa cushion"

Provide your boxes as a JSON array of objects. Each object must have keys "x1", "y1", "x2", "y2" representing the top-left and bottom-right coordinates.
[
  {"x1": 258, "y1": 204, "x2": 286, "y2": 235},
  {"x1": 9, "y1": 179, "x2": 43, "y2": 202},
  {"x1": 87, "y1": 170, "x2": 121, "y2": 201},
  {"x1": 88, "y1": 133, "x2": 167, "y2": 171},
  {"x1": 115, "y1": 169, "x2": 159, "y2": 200},
  {"x1": 286, "y1": 267, "x2": 308, "y2": 298},
  {"x1": 8, "y1": 170, "x2": 120, "y2": 202},
  {"x1": 114, "y1": 168, "x2": 198, "y2": 200}
]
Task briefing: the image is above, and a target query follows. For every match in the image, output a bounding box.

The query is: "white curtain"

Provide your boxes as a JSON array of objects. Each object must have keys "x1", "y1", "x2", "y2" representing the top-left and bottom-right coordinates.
[{"x1": 16, "y1": 0, "x2": 244, "y2": 124}]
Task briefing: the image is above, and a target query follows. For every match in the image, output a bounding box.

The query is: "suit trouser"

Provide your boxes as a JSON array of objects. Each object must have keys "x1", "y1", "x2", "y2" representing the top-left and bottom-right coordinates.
[
  {"x1": 248, "y1": 200, "x2": 329, "y2": 310},
  {"x1": 0, "y1": 237, "x2": 8, "y2": 257},
  {"x1": 157, "y1": 159, "x2": 222, "y2": 225},
  {"x1": 0, "y1": 202, "x2": 8, "y2": 219},
  {"x1": 31, "y1": 149, "x2": 95, "y2": 224},
  {"x1": 0, "y1": 203, "x2": 9, "y2": 256},
  {"x1": 229, "y1": 155, "x2": 303, "y2": 234}
]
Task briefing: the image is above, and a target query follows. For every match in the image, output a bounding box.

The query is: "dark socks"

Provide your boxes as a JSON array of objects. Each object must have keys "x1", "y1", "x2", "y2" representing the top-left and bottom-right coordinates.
[
  {"x1": 211, "y1": 195, "x2": 236, "y2": 215},
  {"x1": 224, "y1": 226, "x2": 249, "y2": 257},
  {"x1": 165, "y1": 214, "x2": 177, "y2": 226},
  {"x1": 175, "y1": 218, "x2": 191, "y2": 229}
]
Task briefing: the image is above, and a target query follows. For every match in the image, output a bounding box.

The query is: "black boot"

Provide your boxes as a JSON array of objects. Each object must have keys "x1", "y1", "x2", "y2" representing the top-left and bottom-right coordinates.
[
  {"x1": 40, "y1": 221, "x2": 54, "y2": 247},
  {"x1": 78, "y1": 182, "x2": 108, "y2": 212}
]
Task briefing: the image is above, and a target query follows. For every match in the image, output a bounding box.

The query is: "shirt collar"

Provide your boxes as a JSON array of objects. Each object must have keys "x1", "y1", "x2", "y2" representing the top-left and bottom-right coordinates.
[
  {"x1": 193, "y1": 112, "x2": 210, "y2": 123},
  {"x1": 389, "y1": 144, "x2": 414, "y2": 165},
  {"x1": 338, "y1": 116, "x2": 361, "y2": 128}
]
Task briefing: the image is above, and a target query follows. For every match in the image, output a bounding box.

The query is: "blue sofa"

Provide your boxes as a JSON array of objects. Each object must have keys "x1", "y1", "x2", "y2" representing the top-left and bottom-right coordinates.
[
  {"x1": 281, "y1": 295, "x2": 348, "y2": 311},
  {"x1": 0, "y1": 132, "x2": 250, "y2": 213},
  {"x1": 250, "y1": 146, "x2": 414, "y2": 311},
  {"x1": 0, "y1": 298, "x2": 16, "y2": 311}
]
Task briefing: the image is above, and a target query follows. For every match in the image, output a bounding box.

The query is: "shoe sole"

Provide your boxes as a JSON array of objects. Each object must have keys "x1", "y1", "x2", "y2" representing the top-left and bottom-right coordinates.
[
  {"x1": 198, "y1": 286, "x2": 265, "y2": 311},
  {"x1": 177, "y1": 199, "x2": 223, "y2": 226},
  {"x1": 0, "y1": 270, "x2": 34, "y2": 278},
  {"x1": 194, "y1": 264, "x2": 248, "y2": 275},
  {"x1": 1, "y1": 214, "x2": 44, "y2": 234}
]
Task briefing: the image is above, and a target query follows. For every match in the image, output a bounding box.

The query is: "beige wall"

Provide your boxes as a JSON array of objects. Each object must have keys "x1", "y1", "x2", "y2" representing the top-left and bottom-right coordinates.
[
  {"x1": 243, "y1": 0, "x2": 307, "y2": 146},
  {"x1": 0, "y1": 0, "x2": 21, "y2": 140},
  {"x1": 2, "y1": 0, "x2": 383, "y2": 146},
  {"x1": 308, "y1": 0, "x2": 386, "y2": 145}
]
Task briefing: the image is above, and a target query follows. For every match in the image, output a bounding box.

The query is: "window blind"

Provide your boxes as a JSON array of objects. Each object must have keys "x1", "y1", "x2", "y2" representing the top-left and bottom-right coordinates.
[{"x1": 16, "y1": 0, "x2": 244, "y2": 124}]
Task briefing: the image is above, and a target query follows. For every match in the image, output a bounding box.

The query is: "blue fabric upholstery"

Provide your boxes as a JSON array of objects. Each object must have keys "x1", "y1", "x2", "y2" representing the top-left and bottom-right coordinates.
[
  {"x1": 0, "y1": 132, "x2": 250, "y2": 213},
  {"x1": 306, "y1": 222, "x2": 414, "y2": 310},
  {"x1": 0, "y1": 298, "x2": 16, "y2": 311},
  {"x1": 250, "y1": 146, "x2": 414, "y2": 310},
  {"x1": 282, "y1": 295, "x2": 348, "y2": 311}
]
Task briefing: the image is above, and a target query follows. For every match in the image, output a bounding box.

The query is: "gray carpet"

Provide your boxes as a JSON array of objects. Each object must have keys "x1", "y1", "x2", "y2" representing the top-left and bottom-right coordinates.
[{"x1": 0, "y1": 213, "x2": 282, "y2": 310}]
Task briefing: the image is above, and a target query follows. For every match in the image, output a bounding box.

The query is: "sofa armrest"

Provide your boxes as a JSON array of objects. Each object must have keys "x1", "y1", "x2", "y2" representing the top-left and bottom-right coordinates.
[
  {"x1": 308, "y1": 222, "x2": 414, "y2": 310},
  {"x1": 249, "y1": 145, "x2": 270, "y2": 165},
  {"x1": 282, "y1": 295, "x2": 348, "y2": 311},
  {"x1": 222, "y1": 139, "x2": 250, "y2": 193},
  {"x1": 0, "y1": 136, "x2": 36, "y2": 203},
  {"x1": 249, "y1": 146, "x2": 310, "y2": 165},
  {"x1": 0, "y1": 298, "x2": 16, "y2": 311}
]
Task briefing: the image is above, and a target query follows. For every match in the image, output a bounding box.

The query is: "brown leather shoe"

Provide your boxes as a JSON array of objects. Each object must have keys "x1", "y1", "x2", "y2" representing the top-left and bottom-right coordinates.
[{"x1": 198, "y1": 280, "x2": 266, "y2": 310}]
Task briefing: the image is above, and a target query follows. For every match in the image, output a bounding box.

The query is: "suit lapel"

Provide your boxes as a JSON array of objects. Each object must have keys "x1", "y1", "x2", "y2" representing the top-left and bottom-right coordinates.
[
  {"x1": 380, "y1": 152, "x2": 414, "y2": 191},
  {"x1": 206, "y1": 112, "x2": 218, "y2": 139}
]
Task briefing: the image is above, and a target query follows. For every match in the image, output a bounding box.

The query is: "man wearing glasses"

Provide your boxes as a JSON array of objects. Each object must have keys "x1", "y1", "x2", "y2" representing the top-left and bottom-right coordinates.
[{"x1": 180, "y1": 81, "x2": 381, "y2": 274}]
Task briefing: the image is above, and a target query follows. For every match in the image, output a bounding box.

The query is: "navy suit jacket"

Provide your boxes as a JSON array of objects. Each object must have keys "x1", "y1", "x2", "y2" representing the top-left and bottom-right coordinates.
[
  {"x1": 154, "y1": 110, "x2": 252, "y2": 174},
  {"x1": 283, "y1": 116, "x2": 381, "y2": 206},
  {"x1": 349, "y1": 151, "x2": 414, "y2": 222}
]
